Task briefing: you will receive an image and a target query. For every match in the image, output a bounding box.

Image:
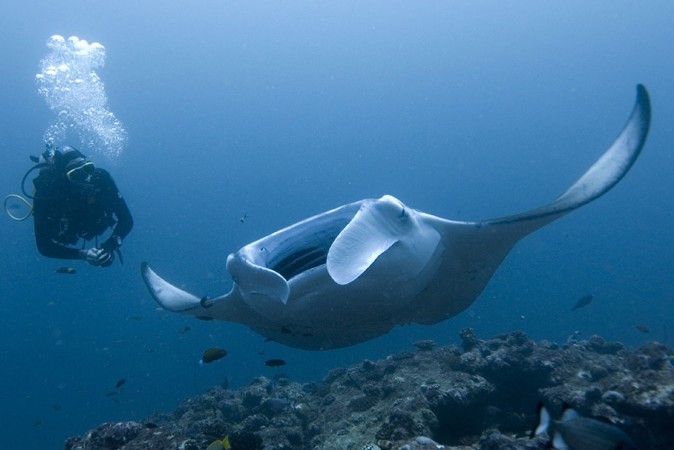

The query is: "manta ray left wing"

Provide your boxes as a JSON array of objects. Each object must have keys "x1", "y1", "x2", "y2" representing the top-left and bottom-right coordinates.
[
  {"x1": 413, "y1": 85, "x2": 650, "y2": 323},
  {"x1": 483, "y1": 84, "x2": 650, "y2": 235}
]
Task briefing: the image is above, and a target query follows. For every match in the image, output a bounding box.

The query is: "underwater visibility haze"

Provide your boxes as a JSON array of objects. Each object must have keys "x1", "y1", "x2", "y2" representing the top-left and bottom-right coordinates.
[{"x1": 0, "y1": 1, "x2": 673, "y2": 448}]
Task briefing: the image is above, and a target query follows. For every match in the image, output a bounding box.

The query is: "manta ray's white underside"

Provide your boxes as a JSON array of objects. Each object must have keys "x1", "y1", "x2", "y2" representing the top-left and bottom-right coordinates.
[{"x1": 142, "y1": 85, "x2": 651, "y2": 350}]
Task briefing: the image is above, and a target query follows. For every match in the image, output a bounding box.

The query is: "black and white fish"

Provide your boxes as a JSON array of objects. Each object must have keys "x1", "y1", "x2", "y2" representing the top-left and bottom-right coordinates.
[{"x1": 534, "y1": 402, "x2": 637, "y2": 450}]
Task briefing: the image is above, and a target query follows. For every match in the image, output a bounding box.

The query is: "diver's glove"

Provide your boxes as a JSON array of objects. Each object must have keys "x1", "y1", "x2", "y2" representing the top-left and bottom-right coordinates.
[{"x1": 81, "y1": 247, "x2": 115, "y2": 267}]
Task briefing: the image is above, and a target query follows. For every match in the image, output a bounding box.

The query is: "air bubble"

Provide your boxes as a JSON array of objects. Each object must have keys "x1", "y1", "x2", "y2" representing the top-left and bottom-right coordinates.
[{"x1": 36, "y1": 34, "x2": 127, "y2": 159}]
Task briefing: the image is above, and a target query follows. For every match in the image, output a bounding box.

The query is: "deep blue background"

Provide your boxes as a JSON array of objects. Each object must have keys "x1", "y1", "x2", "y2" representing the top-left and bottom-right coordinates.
[{"x1": 1, "y1": 2, "x2": 673, "y2": 448}]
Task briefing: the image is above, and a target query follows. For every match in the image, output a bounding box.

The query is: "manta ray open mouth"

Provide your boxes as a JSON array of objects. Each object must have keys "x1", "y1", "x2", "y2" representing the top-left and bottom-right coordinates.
[
  {"x1": 244, "y1": 205, "x2": 360, "y2": 282},
  {"x1": 268, "y1": 240, "x2": 335, "y2": 280}
]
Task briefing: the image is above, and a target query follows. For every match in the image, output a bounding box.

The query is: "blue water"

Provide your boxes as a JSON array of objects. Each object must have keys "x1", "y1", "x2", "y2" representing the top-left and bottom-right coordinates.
[{"x1": 1, "y1": 2, "x2": 673, "y2": 448}]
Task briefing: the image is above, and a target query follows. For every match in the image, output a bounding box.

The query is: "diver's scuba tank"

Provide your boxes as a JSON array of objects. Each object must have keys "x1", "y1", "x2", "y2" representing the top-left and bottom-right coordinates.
[{"x1": 3, "y1": 143, "x2": 61, "y2": 221}]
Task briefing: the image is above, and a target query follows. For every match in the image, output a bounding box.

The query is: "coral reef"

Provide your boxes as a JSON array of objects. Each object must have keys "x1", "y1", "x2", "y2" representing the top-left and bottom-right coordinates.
[{"x1": 65, "y1": 330, "x2": 674, "y2": 449}]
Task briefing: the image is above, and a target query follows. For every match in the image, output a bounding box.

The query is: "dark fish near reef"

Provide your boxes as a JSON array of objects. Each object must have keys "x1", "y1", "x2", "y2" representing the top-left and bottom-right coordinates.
[
  {"x1": 55, "y1": 267, "x2": 76, "y2": 274},
  {"x1": 265, "y1": 358, "x2": 287, "y2": 367},
  {"x1": 115, "y1": 378, "x2": 126, "y2": 389},
  {"x1": 534, "y1": 402, "x2": 637, "y2": 450},
  {"x1": 200, "y1": 347, "x2": 227, "y2": 364},
  {"x1": 571, "y1": 295, "x2": 593, "y2": 311},
  {"x1": 635, "y1": 324, "x2": 650, "y2": 333}
]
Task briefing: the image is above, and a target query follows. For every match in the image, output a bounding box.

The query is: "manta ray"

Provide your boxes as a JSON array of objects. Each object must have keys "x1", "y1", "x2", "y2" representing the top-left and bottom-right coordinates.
[{"x1": 142, "y1": 85, "x2": 650, "y2": 350}]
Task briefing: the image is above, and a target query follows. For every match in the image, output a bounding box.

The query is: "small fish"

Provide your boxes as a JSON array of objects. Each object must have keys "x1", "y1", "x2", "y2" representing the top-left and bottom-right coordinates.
[
  {"x1": 144, "y1": 422, "x2": 158, "y2": 429},
  {"x1": 196, "y1": 316, "x2": 214, "y2": 321},
  {"x1": 105, "y1": 391, "x2": 118, "y2": 397},
  {"x1": 240, "y1": 213, "x2": 248, "y2": 223},
  {"x1": 571, "y1": 294, "x2": 593, "y2": 311},
  {"x1": 115, "y1": 378, "x2": 126, "y2": 389},
  {"x1": 635, "y1": 324, "x2": 650, "y2": 333},
  {"x1": 127, "y1": 316, "x2": 143, "y2": 321},
  {"x1": 534, "y1": 402, "x2": 637, "y2": 450},
  {"x1": 51, "y1": 403, "x2": 62, "y2": 411},
  {"x1": 179, "y1": 325, "x2": 191, "y2": 335},
  {"x1": 280, "y1": 325, "x2": 291, "y2": 334},
  {"x1": 55, "y1": 267, "x2": 76, "y2": 274},
  {"x1": 200, "y1": 347, "x2": 227, "y2": 364},
  {"x1": 265, "y1": 358, "x2": 287, "y2": 367}
]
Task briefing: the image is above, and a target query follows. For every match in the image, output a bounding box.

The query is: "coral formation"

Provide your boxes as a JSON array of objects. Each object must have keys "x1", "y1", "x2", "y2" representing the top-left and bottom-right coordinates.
[{"x1": 65, "y1": 330, "x2": 673, "y2": 449}]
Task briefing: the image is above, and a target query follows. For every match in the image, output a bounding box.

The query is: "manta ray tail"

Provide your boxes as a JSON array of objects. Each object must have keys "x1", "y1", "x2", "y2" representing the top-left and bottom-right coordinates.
[{"x1": 483, "y1": 84, "x2": 650, "y2": 235}]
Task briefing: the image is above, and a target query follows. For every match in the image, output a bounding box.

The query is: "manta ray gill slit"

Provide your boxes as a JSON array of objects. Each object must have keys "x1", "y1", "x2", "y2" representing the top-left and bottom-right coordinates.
[
  {"x1": 265, "y1": 220, "x2": 352, "y2": 281},
  {"x1": 270, "y1": 245, "x2": 332, "y2": 280}
]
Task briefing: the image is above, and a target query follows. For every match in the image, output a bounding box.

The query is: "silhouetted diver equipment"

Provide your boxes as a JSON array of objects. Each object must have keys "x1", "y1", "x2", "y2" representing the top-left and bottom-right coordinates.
[
  {"x1": 3, "y1": 194, "x2": 33, "y2": 221},
  {"x1": 4, "y1": 145, "x2": 61, "y2": 221},
  {"x1": 20, "y1": 161, "x2": 50, "y2": 199}
]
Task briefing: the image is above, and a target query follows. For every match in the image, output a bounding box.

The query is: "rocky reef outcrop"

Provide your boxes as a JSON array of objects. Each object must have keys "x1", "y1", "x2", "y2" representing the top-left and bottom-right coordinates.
[{"x1": 65, "y1": 330, "x2": 674, "y2": 449}]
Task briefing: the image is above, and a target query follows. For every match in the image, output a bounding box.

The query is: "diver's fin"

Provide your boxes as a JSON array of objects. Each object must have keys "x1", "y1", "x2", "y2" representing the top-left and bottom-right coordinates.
[{"x1": 483, "y1": 84, "x2": 650, "y2": 238}]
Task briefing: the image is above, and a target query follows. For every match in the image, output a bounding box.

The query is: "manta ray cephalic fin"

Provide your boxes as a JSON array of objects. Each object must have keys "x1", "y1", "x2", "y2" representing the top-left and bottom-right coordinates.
[{"x1": 327, "y1": 195, "x2": 440, "y2": 285}]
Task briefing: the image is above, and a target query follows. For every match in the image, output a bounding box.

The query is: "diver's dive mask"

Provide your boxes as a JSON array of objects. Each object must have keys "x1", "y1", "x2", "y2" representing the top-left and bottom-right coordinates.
[{"x1": 66, "y1": 158, "x2": 95, "y2": 183}]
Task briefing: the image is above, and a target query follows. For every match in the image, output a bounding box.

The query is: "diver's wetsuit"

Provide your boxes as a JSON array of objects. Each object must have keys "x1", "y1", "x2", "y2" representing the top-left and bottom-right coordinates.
[{"x1": 32, "y1": 167, "x2": 133, "y2": 259}]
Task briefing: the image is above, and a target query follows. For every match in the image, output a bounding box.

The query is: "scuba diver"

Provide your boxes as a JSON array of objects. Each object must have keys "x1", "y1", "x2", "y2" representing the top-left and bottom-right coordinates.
[{"x1": 25, "y1": 145, "x2": 133, "y2": 267}]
